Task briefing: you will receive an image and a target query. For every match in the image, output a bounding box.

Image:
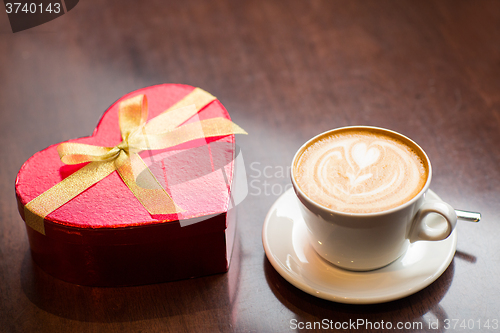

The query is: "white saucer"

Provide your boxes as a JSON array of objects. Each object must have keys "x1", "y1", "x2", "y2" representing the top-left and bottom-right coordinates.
[{"x1": 262, "y1": 188, "x2": 457, "y2": 304}]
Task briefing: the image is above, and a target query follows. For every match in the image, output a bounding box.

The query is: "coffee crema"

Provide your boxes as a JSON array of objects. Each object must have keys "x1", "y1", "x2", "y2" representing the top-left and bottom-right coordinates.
[{"x1": 294, "y1": 128, "x2": 428, "y2": 213}]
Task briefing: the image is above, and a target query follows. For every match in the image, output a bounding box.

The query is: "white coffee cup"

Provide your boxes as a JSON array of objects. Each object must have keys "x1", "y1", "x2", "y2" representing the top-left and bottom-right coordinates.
[{"x1": 290, "y1": 126, "x2": 457, "y2": 271}]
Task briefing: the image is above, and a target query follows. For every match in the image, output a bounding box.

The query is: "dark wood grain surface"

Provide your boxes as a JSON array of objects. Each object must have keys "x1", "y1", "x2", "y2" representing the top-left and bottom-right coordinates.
[{"x1": 1, "y1": 1, "x2": 499, "y2": 332}]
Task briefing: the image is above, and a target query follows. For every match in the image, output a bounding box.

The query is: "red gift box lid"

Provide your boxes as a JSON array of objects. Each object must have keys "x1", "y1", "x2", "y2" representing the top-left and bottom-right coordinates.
[{"x1": 16, "y1": 84, "x2": 238, "y2": 241}]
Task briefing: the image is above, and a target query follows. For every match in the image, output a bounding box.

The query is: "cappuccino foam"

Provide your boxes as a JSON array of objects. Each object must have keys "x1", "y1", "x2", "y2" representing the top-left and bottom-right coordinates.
[{"x1": 294, "y1": 129, "x2": 428, "y2": 213}]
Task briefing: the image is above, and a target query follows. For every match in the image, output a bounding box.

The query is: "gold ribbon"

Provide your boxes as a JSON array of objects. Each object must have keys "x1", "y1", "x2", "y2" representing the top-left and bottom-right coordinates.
[{"x1": 24, "y1": 88, "x2": 247, "y2": 234}]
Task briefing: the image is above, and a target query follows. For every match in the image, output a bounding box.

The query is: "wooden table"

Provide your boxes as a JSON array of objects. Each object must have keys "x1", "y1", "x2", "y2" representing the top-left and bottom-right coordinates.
[{"x1": 1, "y1": 1, "x2": 499, "y2": 332}]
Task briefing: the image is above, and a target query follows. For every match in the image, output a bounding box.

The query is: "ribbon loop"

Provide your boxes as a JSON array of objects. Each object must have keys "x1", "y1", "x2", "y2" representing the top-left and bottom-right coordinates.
[
  {"x1": 144, "y1": 104, "x2": 200, "y2": 134},
  {"x1": 130, "y1": 117, "x2": 247, "y2": 151},
  {"x1": 119, "y1": 94, "x2": 148, "y2": 142}
]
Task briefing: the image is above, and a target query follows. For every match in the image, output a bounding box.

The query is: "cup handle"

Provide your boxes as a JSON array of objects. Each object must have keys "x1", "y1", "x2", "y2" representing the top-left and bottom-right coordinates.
[{"x1": 409, "y1": 201, "x2": 457, "y2": 242}]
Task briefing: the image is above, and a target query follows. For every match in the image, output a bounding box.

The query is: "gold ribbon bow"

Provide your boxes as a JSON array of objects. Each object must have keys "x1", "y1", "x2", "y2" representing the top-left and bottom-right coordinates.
[{"x1": 24, "y1": 88, "x2": 247, "y2": 235}]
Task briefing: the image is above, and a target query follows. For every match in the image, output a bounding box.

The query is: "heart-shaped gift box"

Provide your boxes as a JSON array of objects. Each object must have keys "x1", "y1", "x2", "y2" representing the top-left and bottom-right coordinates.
[{"x1": 15, "y1": 84, "x2": 245, "y2": 286}]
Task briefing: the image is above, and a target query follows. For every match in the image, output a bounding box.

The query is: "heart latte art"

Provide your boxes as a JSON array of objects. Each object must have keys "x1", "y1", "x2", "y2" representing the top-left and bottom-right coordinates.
[{"x1": 294, "y1": 129, "x2": 428, "y2": 213}]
